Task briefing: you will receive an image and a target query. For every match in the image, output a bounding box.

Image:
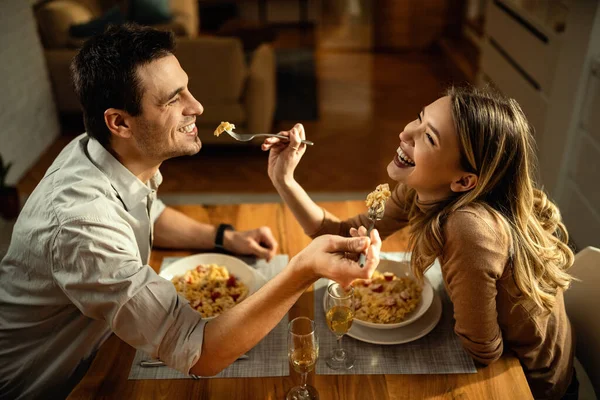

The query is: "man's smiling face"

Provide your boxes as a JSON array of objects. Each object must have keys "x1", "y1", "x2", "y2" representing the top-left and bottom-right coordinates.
[{"x1": 128, "y1": 54, "x2": 204, "y2": 162}]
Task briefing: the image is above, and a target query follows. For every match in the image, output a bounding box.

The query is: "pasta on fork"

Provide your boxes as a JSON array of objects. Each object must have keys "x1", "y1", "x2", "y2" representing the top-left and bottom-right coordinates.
[{"x1": 214, "y1": 121, "x2": 235, "y2": 137}]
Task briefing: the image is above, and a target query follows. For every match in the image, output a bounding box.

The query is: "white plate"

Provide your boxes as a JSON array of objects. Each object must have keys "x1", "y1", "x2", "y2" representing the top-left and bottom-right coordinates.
[
  {"x1": 159, "y1": 253, "x2": 267, "y2": 313},
  {"x1": 323, "y1": 290, "x2": 443, "y2": 345},
  {"x1": 351, "y1": 259, "x2": 434, "y2": 329}
]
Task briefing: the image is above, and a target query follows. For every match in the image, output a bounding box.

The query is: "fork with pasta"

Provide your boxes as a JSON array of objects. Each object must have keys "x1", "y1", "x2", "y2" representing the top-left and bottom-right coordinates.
[{"x1": 358, "y1": 184, "x2": 391, "y2": 266}]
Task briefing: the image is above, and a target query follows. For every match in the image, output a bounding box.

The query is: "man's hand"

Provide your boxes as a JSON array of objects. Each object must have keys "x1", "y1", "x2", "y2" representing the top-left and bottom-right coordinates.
[
  {"x1": 291, "y1": 229, "x2": 382, "y2": 288},
  {"x1": 223, "y1": 227, "x2": 278, "y2": 261}
]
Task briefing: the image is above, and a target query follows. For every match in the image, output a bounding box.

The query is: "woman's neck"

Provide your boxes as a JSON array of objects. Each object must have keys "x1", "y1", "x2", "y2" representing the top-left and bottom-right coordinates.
[{"x1": 414, "y1": 189, "x2": 452, "y2": 204}]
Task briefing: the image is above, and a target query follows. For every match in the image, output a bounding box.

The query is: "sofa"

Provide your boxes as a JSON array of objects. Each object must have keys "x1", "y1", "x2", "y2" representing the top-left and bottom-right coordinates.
[{"x1": 34, "y1": 0, "x2": 276, "y2": 144}]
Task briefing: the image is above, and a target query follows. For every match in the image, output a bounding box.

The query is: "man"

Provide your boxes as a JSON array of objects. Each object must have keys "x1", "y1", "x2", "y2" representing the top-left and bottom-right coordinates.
[{"x1": 0, "y1": 24, "x2": 381, "y2": 399}]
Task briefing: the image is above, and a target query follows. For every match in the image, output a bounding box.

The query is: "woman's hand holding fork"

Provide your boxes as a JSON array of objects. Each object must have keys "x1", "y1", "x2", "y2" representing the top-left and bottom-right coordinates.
[{"x1": 262, "y1": 123, "x2": 307, "y2": 187}]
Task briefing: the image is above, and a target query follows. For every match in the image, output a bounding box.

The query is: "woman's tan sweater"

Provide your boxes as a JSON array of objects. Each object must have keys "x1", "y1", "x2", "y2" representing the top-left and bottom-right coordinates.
[{"x1": 308, "y1": 184, "x2": 574, "y2": 400}]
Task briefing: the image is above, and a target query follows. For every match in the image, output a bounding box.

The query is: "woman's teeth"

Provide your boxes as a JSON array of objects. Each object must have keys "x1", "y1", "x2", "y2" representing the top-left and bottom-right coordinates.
[
  {"x1": 179, "y1": 123, "x2": 196, "y2": 134},
  {"x1": 397, "y1": 148, "x2": 415, "y2": 166}
]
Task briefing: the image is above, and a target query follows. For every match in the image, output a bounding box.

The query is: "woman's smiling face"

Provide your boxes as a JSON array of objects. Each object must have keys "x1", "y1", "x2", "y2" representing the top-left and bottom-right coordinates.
[{"x1": 386, "y1": 96, "x2": 473, "y2": 201}]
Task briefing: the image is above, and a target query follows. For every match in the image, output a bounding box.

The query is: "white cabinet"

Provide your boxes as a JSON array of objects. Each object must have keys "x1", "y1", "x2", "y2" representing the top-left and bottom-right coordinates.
[
  {"x1": 555, "y1": 57, "x2": 600, "y2": 250},
  {"x1": 545, "y1": 1, "x2": 600, "y2": 250},
  {"x1": 479, "y1": 0, "x2": 600, "y2": 249},
  {"x1": 479, "y1": 0, "x2": 567, "y2": 151}
]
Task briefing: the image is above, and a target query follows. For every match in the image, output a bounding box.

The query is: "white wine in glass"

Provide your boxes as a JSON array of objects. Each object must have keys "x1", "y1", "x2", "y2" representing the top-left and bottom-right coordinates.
[
  {"x1": 325, "y1": 282, "x2": 355, "y2": 370},
  {"x1": 326, "y1": 305, "x2": 354, "y2": 335},
  {"x1": 290, "y1": 348, "x2": 318, "y2": 374},
  {"x1": 287, "y1": 317, "x2": 319, "y2": 400}
]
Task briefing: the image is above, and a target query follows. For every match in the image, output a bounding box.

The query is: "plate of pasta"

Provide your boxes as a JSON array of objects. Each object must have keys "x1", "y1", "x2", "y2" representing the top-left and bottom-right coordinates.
[
  {"x1": 349, "y1": 259, "x2": 434, "y2": 329},
  {"x1": 346, "y1": 292, "x2": 441, "y2": 345},
  {"x1": 160, "y1": 253, "x2": 267, "y2": 319}
]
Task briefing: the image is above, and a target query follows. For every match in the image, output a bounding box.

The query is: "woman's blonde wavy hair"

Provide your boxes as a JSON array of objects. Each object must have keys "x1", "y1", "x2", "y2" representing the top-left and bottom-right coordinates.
[{"x1": 407, "y1": 86, "x2": 574, "y2": 311}]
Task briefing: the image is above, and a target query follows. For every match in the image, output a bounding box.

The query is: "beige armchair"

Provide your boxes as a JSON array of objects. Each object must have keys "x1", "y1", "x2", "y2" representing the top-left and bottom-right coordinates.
[
  {"x1": 36, "y1": 0, "x2": 199, "y2": 47},
  {"x1": 35, "y1": 0, "x2": 276, "y2": 144}
]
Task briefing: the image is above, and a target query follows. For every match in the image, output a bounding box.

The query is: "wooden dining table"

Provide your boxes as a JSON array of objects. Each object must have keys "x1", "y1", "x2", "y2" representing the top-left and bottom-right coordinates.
[{"x1": 68, "y1": 201, "x2": 533, "y2": 399}]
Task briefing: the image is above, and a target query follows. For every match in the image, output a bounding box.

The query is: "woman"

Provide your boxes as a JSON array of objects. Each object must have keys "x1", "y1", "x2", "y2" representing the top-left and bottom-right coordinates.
[{"x1": 262, "y1": 87, "x2": 577, "y2": 400}]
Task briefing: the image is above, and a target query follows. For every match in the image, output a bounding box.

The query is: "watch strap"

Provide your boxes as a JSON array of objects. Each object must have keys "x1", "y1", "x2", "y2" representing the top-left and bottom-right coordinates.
[{"x1": 215, "y1": 223, "x2": 235, "y2": 250}]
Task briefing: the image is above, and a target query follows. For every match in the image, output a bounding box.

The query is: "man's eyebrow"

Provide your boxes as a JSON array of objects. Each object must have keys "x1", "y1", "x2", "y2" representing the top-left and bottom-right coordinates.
[
  {"x1": 421, "y1": 107, "x2": 441, "y2": 142},
  {"x1": 162, "y1": 87, "x2": 184, "y2": 103}
]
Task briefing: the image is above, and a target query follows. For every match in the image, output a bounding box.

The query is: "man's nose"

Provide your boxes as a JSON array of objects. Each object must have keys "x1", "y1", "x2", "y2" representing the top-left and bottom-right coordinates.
[{"x1": 187, "y1": 95, "x2": 203, "y2": 116}]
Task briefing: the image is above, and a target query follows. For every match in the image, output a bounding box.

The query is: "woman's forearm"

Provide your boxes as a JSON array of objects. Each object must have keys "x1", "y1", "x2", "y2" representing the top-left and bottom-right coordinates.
[{"x1": 273, "y1": 178, "x2": 327, "y2": 235}]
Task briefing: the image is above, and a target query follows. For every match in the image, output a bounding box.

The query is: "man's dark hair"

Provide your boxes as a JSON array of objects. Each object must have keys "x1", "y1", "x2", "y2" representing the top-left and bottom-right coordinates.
[{"x1": 71, "y1": 23, "x2": 175, "y2": 147}]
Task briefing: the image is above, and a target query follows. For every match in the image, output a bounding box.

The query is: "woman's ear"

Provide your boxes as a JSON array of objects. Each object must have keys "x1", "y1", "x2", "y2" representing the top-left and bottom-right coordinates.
[
  {"x1": 104, "y1": 108, "x2": 132, "y2": 139},
  {"x1": 450, "y1": 173, "x2": 478, "y2": 193}
]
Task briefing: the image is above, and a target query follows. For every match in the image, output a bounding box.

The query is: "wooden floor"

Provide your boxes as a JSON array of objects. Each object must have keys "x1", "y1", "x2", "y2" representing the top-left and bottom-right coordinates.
[{"x1": 18, "y1": 28, "x2": 468, "y2": 196}]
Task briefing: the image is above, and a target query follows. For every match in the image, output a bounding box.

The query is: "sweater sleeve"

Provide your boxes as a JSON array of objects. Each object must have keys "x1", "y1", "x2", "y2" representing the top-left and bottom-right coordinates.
[
  {"x1": 307, "y1": 184, "x2": 411, "y2": 240},
  {"x1": 441, "y1": 207, "x2": 509, "y2": 365}
]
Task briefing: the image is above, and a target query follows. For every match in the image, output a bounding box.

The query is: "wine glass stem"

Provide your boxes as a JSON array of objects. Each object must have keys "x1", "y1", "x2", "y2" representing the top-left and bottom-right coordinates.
[
  {"x1": 300, "y1": 372, "x2": 308, "y2": 389},
  {"x1": 336, "y1": 335, "x2": 344, "y2": 359}
]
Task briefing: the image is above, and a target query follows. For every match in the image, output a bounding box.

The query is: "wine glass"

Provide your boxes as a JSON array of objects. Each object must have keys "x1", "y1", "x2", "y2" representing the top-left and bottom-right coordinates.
[
  {"x1": 325, "y1": 282, "x2": 355, "y2": 370},
  {"x1": 287, "y1": 317, "x2": 320, "y2": 400}
]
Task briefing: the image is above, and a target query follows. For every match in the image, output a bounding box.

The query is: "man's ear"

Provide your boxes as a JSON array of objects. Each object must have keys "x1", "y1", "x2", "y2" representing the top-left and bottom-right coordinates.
[
  {"x1": 104, "y1": 108, "x2": 132, "y2": 139},
  {"x1": 450, "y1": 173, "x2": 478, "y2": 193}
]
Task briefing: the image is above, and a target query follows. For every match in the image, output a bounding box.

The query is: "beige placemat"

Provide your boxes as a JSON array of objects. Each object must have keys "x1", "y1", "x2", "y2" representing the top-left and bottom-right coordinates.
[{"x1": 128, "y1": 254, "x2": 290, "y2": 380}]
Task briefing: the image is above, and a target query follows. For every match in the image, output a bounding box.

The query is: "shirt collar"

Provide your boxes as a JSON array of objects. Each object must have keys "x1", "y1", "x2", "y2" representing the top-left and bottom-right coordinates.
[{"x1": 86, "y1": 136, "x2": 163, "y2": 211}]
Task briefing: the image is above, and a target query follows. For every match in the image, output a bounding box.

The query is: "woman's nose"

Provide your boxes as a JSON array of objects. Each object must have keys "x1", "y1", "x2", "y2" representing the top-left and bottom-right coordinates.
[{"x1": 400, "y1": 129, "x2": 415, "y2": 145}]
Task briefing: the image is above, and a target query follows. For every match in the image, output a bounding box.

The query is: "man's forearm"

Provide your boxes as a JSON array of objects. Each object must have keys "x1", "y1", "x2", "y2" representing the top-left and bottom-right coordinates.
[
  {"x1": 153, "y1": 207, "x2": 217, "y2": 249},
  {"x1": 190, "y1": 258, "x2": 315, "y2": 376}
]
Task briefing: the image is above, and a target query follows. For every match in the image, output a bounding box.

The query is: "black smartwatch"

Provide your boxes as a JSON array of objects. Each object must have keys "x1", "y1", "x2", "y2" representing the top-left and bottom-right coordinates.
[{"x1": 214, "y1": 223, "x2": 235, "y2": 250}]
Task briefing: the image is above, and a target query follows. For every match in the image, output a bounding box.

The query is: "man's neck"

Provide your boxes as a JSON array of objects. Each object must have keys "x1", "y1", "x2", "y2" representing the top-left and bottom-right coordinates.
[
  {"x1": 109, "y1": 144, "x2": 161, "y2": 184},
  {"x1": 124, "y1": 159, "x2": 161, "y2": 184}
]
